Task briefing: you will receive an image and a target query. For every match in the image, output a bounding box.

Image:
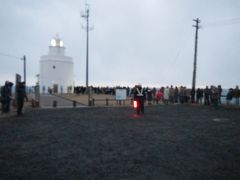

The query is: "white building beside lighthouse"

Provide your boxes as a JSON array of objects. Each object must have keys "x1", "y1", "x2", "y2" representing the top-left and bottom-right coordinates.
[{"x1": 39, "y1": 35, "x2": 74, "y2": 94}]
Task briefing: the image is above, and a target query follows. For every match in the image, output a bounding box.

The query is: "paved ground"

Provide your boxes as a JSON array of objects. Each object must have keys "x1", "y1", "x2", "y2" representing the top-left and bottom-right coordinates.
[
  {"x1": 39, "y1": 94, "x2": 86, "y2": 108},
  {"x1": 56, "y1": 93, "x2": 133, "y2": 107},
  {"x1": 39, "y1": 94, "x2": 126, "y2": 108},
  {"x1": 0, "y1": 105, "x2": 240, "y2": 179}
]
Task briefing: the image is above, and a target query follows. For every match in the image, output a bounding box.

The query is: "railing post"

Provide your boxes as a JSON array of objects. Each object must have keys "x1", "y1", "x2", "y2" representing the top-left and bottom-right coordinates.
[
  {"x1": 53, "y1": 100, "x2": 57, "y2": 108},
  {"x1": 88, "y1": 99, "x2": 92, "y2": 106},
  {"x1": 73, "y1": 100, "x2": 77, "y2": 107},
  {"x1": 106, "y1": 98, "x2": 109, "y2": 106},
  {"x1": 31, "y1": 99, "x2": 35, "y2": 107},
  {"x1": 130, "y1": 98, "x2": 133, "y2": 106}
]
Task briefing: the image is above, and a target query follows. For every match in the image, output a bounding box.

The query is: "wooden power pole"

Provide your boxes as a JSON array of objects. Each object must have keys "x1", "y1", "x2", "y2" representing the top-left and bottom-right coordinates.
[{"x1": 192, "y1": 18, "x2": 201, "y2": 96}]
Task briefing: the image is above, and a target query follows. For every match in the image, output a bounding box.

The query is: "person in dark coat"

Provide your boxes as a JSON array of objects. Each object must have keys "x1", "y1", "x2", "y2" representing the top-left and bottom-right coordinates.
[
  {"x1": 191, "y1": 88, "x2": 195, "y2": 103},
  {"x1": 196, "y1": 88, "x2": 203, "y2": 104},
  {"x1": 147, "y1": 88, "x2": 153, "y2": 105},
  {"x1": 174, "y1": 86, "x2": 179, "y2": 103},
  {"x1": 196, "y1": 88, "x2": 201, "y2": 104},
  {"x1": 217, "y1": 85, "x2": 222, "y2": 104},
  {"x1": 204, "y1": 86, "x2": 210, "y2": 105},
  {"x1": 16, "y1": 82, "x2": 28, "y2": 115},
  {"x1": 133, "y1": 84, "x2": 145, "y2": 115},
  {"x1": 233, "y1": 86, "x2": 240, "y2": 105},
  {"x1": 1, "y1": 81, "x2": 13, "y2": 113},
  {"x1": 226, "y1": 88, "x2": 233, "y2": 105},
  {"x1": 211, "y1": 86, "x2": 219, "y2": 109}
]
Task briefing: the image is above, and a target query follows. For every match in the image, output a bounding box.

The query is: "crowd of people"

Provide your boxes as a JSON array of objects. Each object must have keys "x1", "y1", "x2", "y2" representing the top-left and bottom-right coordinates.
[
  {"x1": 74, "y1": 85, "x2": 240, "y2": 107},
  {"x1": 74, "y1": 86, "x2": 131, "y2": 96},
  {"x1": 137, "y1": 85, "x2": 240, "y2": 107},
  {"x1": 1, "y1": 82, "x2": 239, "y2": 115}
]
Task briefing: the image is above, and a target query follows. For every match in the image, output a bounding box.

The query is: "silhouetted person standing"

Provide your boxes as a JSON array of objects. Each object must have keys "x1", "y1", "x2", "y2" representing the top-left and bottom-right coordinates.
[
  {"x1": 204, "y1": 86, "x2": 210, "y2": 105},
  {"x1": 147, "y1": 88, "x2": 153, "y2": 105},
  {"x1": 211, "y1": 86, "x2": 219, "y2": 109},
  {"x1": 234, "y1": 85, "x2": 240, "y2": 105},
  {"x1": 226, "y1": 88, "x2": 233, "y2": 105},
  {"x1": 174, "y1": 87, "x2": 179, "y2": 103},
  {"x1": 217, "y1": 85, "x2": 222, "y2": 104},
  {"x1": 196, "y1": 88, "x2": 202, "y2": 104},
  {"x1": 191, "y1": 88, "x2": 195, "y2": 103},
  {"x1": 16, "y1": 82, "x2": 28, "y2": 115},
  {"x1": 1, "y1": 81, "x2": 13, "y2": 113}
]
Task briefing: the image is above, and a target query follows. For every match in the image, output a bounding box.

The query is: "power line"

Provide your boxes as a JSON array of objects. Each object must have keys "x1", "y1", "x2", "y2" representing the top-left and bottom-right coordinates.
[
  {"x1": 0, "y1": 52, "x2": 21, "y2": 60},
  {"x1": 203, "y1": 17, "x2": 240, "y2": 28},
  {"x1": 167, "y1": 26, "x2": 192, "y2": 72},
  {"x1": 0, "y1": 52, "x2": 27, "y2": 84}
]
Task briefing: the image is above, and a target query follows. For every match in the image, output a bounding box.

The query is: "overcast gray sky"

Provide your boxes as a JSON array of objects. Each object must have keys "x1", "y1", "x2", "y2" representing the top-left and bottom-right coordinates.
[{"x1": 0, "y1": 0, "x2": 240, "y2": 88}]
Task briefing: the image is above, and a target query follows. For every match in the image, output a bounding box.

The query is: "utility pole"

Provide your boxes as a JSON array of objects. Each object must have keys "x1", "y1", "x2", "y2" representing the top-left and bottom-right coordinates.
[
  {"x1": 0, "y1": 52, "x2": 26, "y2": 85},
  {"x1": 192, "y1": 18, "x2": 201, "y2": 102},
  {"x1": 81, "y1": 3, "x2": 93, "y2": 106},
  {"x1": 22, "y1": 55, "x2": 26, "y2": 84}
]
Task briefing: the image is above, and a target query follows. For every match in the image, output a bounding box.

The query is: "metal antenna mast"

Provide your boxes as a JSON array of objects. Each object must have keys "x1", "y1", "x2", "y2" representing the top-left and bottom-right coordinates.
[{"x1": 81, "y1": 3, "x2": 93, "y2": 106}]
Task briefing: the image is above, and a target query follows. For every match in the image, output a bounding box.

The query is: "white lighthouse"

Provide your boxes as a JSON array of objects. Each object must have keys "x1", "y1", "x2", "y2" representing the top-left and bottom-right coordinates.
[{"x1": 39, "y1": 35, "x2": 74, "y2": 94}]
